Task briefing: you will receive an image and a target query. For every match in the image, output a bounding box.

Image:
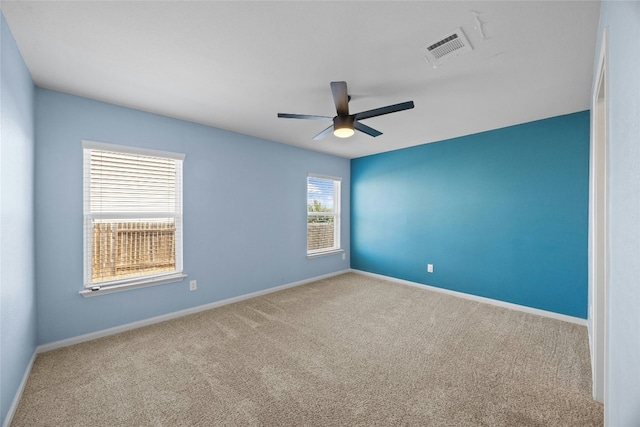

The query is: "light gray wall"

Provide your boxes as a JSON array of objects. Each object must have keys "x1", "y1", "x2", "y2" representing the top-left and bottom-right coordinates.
[
  {"x1": 596, "y1": 2, "x2": 640, "y2": 425},
  {"x1": 34, "y1": 88, "x2": 350, "y2": 345},
  {"x1": 0, "y1": 12, "x2": 37, "y2": 425}
]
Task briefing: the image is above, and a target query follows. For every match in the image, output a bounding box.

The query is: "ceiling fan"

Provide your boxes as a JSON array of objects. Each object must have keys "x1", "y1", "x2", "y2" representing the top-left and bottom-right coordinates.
[{"x1": 277, "y1": 81, "x2": 415, "y2": 140}]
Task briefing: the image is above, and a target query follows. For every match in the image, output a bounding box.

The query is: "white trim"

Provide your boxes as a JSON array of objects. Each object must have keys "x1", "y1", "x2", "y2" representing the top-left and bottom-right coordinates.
[
  {"x1": 307, "y1": 249, "x2": 344, "y2": 259},
  {"x1": 589, "y1": 25, "x2": 609, "y2": 405},
  {"x1": 39, "y1": 269, "x2": 350, "y2": 353},
  {"x1": 79, "y1": 273, "x2": 188, "y2": 297},
  {"x1": 307, "y1": 173, "x2": 342, "y2": 182},
  {"x1": 82, "y1": 140, "x2": 185, "y2": 160},
  {"x1": 2, "y1": 351, "x2": 37, "y2": 427},
  {"x1": 87, "y1": 213, "x2": 180, "y2": 220},
  {"x1": 307, "y1": 211, "x2": 338, "y2": 217},
  {"x1": 350, "y1": 269, "x2": 587, "y2": 326}
]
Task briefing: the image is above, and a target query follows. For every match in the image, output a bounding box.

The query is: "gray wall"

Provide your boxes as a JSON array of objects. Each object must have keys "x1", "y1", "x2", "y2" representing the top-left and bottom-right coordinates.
[
  {"x1": 34, "y1": 88, "x2": 350, "y2": 345},
  {"x1": 0, "y1": 13, "x2": 37, "y2": 426},
  {"x1": 596, "y1": 2, "x2": 640, "y2": 425}
]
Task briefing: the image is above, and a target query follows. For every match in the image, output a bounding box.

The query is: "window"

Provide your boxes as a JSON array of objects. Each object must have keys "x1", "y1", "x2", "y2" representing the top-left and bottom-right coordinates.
[
  {"x1": 307, "y1": 174, "x2": 341, "y2": 256},
  {"x1": 82, "y1": 141, "x2": 185, "y2": 295}
]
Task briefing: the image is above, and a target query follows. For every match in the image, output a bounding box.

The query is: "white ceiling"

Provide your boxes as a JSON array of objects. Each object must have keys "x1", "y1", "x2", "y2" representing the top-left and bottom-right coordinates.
[{"x1": 1, "y1": 1, "x2": 600, "y2": 159}]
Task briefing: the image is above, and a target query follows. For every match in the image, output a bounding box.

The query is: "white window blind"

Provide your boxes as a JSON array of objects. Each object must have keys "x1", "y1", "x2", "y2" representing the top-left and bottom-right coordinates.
[
  {"x1": 82, "y1": 141, "x2": 185, "y2": 289},
  {"x1": 307, "y1": 174, "x2": 341, "y2": 255}
]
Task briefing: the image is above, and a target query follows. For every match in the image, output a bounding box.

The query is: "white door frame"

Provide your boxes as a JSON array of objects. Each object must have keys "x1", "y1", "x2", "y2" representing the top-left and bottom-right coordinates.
[{"x1": 589, "y1": 26, "x2": 608, "y2": 405}]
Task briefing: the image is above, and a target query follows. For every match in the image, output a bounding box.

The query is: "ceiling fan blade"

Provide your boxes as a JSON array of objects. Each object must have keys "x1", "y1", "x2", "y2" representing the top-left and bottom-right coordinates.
[
  {"x1": 313, "y1": 124, "x2": 334, "y2": 141},
  {"x1": 330, "y1": 81, "x2": 350, "y2": 116},
  {"x1": 354, "y1": 101, "x2": 415, "y2": 121},
  {"x1": 278, "y1": 113, "x2": 332, "y2": 120},
  {"x1": 354, "y1": 121, "x2": 382, "y2": 137}
]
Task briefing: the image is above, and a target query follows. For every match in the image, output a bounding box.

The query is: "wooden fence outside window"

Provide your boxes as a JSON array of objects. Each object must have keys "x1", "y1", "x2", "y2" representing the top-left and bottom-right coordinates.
[
  {"x1": 307, "y1": 222, "x2": 335, "y2": 251},
  {"x1": 92, "y1": 221, "x2": 176, "y2": 282}
]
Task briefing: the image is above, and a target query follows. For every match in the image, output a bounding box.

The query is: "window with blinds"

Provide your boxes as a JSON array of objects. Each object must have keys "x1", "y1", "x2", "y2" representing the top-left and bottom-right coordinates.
[
  {"x1": 82, "y1": 141, "x2": 185, "y2": 289},
  {"x1": 307, "y1": 174, "x2": 341, "y2": 255}
]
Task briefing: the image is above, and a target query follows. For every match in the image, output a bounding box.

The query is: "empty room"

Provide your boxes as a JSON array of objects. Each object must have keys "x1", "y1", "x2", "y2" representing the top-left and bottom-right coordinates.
[{"x1": 1, "y1": 1, "x2": 638, "y2": 426}]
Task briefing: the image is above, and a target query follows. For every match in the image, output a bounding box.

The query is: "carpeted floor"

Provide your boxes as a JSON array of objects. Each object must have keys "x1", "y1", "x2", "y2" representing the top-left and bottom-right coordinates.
[{"x1": 12, "y1": 273, "x2": 603, "y2": 426}]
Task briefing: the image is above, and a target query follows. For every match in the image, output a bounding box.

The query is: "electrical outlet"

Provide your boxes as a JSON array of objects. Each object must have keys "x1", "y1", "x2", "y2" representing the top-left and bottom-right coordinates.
[
  {"x1": 342, "y1": 253, "x2": 346, "y2": 260},
  {"x1": 427, "y1": 264, "x2": 434, "y2": 273},
  {"x1": 189, "y1": 280, "x2": 197, "y2": 291}
]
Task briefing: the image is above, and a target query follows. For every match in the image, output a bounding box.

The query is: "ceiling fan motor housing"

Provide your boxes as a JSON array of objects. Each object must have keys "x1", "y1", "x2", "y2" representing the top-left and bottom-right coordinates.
[{"x1": 333, "y1": 115, "x2": 355, "y2": 138}]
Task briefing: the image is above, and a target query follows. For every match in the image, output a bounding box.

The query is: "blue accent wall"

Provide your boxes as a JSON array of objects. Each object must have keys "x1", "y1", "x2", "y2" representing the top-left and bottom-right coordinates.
[
  {"x1": 0, "y1": 12, "x2": 37, "y2": 425},
  {"x1": 34, "y1": 88, "x2": 349, "y2": 345},
  {"x1": 351, "y1": 112, "x2": 590, "y2": 318}
]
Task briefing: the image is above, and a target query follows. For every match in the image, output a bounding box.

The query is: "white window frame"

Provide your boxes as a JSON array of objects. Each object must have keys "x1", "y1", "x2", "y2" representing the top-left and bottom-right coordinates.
[
  {"x1": 80, "y1": 140, "x2": 186, "y2": 297},
  {"x1": 307, "y1": 173, "x2": 342, "y2": 257}
]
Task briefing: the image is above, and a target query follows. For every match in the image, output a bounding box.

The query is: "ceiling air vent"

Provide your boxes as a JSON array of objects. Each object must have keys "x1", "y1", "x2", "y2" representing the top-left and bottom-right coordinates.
[{"x1": 424, "y1": 28, "x2": 472, "y2": 66}]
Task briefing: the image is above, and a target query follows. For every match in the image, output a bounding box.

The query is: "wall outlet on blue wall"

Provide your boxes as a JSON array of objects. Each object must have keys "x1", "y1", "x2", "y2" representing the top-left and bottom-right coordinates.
[{"x1": 427, "y1": 264, "x2": 434, "y2": 273}]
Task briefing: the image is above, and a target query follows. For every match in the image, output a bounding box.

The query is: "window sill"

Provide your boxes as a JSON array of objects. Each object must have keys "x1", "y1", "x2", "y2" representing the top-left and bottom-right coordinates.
[
  {"x1": 307, "y1": 249, "x2": 344, "y2": 259},
  {"x1": 79, "y1": 273, "x2": 187, "y2": 298}
]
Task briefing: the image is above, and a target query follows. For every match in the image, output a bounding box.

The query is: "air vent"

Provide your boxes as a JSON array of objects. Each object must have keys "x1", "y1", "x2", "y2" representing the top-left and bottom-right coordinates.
[{"x1": 424, "y1": 28, "x2": 472, "y2": 65}]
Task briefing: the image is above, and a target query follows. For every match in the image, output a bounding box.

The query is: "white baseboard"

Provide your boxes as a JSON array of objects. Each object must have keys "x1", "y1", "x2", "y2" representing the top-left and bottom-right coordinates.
[
  {"x1": 350, "y1": 269, "x2": 587, "y2": 326},
  {"x1": 2, "y1": 351, "x2": 36, "y2": 427},
  {"x1": 37, "y1": 269, "x2": 351, "y2": 354}
]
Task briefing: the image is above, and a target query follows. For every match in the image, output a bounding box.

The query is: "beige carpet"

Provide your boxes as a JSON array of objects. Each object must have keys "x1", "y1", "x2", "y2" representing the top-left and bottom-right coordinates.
[{"x1": 12, "y1": 273, "x2": 603, "y2": 426}]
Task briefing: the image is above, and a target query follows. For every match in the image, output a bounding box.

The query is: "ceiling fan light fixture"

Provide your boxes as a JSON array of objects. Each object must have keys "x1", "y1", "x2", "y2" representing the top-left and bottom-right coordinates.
[
  {"x1": 334, "y1": 127, "x2": 355, "y2": 138},
  {"x1": 333, "y1": 116, "x2": 355, "y2": 138}
]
